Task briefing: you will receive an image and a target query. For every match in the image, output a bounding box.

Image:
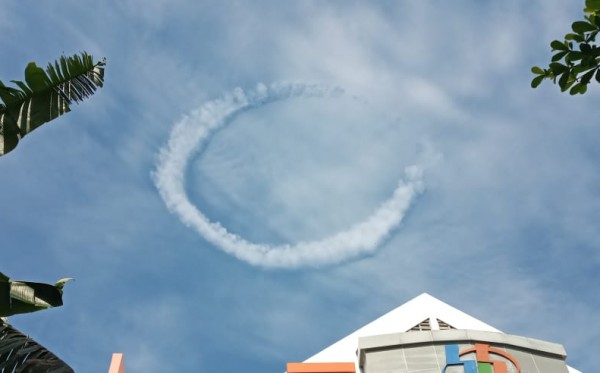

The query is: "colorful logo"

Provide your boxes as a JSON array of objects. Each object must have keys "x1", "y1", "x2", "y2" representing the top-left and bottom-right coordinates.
[{"x1": 442, "y1": 343, "x2": 521, "y2": 373}]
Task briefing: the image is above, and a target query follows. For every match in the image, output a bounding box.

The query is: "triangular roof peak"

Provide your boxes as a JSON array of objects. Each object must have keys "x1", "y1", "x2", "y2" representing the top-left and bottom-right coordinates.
[
  {"x1": 305, "y1": 293, "x2": 500, "y2": 363},
  {"x1": 299, "y1": 293, "x2": 581, "y2": 373}
]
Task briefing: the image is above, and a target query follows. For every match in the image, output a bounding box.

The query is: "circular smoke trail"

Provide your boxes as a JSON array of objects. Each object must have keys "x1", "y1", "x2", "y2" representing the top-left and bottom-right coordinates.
[{"x1": 153, "y1": 82, "x2": 426, "y2": 268}]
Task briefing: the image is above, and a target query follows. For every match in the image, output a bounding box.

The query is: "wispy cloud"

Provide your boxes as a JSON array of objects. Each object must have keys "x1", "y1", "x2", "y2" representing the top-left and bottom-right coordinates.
[{"x1": 154, "y1": 82, "x2": 436, "y2": 267}]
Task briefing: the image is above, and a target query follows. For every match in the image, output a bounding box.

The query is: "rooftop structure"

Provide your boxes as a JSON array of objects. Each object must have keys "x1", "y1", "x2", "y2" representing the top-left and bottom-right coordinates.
[{"x1": 286, "y1": 293, "x2": 581, "y2": 373}]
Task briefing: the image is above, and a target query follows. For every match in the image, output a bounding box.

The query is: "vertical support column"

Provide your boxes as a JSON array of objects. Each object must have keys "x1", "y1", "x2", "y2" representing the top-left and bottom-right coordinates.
[{"x1": 108, "y1": 353, "x2": 125, "y2": 373}]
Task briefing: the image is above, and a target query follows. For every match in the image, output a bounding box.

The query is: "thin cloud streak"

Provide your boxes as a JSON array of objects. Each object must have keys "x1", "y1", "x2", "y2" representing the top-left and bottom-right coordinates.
[{"x1": 154, "y1": 82, "x2": 430, "y2": 268}]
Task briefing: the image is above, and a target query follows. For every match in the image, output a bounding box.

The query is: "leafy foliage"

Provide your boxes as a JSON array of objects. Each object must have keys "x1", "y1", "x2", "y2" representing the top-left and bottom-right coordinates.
[
  {"x1": 0, "y1": 272, "x2": 73, "y2": 317},
  {"x1": 0, "y1": 319, "x2": 74, "y2": 373},
  {"x1": 0, "y1": 52, "x2": 105, "y2": 156},
  {"x1": 531, "y1": 0, "x2": 600, "y2": 94}
]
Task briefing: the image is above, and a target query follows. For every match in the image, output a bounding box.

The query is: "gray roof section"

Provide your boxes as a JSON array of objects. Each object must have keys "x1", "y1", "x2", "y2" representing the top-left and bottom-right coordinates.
[{"x1": 358, "y1": 329, "x2": 567, "y2": 366}]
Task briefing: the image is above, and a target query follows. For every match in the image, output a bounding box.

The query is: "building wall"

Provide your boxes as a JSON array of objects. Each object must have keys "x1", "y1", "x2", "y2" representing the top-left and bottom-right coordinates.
[{"x1": 358, "y1": 330, "x2": 570, "y2": 373}]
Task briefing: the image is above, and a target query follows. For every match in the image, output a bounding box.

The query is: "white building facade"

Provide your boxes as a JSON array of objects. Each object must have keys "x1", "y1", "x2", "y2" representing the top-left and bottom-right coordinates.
[{"x1": 286, "y1": 293, "x2": 581, "y2": 373}]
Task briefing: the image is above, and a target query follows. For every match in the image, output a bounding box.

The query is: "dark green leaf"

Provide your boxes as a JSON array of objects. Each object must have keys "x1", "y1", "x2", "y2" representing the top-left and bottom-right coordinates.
[
  {"x1": 570, "y1": 83, "x2": 583, "y2": 94},
  {"x1": 580, "y1": 42, "x2": 592, "y2": 52},
  {"x1": 586, "y1": 0, "x2": 600, "y2": 11},
  {"x1": 531, "y1": 66, "x2": 545, "y2": 75},
  {"x1": 561, "y1": 77, "x2": 576, "y2": 92},
  {"x1": 569, "y1": 51, "x2": 583, "y2": 60},
  {"x1": 581, "y1": 54, "x2": 597, "y2": 67},
  {"x1": 579, "y1": 43, "x2": 592, "y2": 54},
  {"x1": 10, "y1": 81, "x2": 32, "y2": 95},
  {"x1": 552, "y1": 51, "x2": 568, "y2": 62},
  {"x1": 24, "y1": 63, "x2": 50, "y2": 93},
  {"x1": 551, "y1": 40, "x2": 568, "y2": 51},
  {"x1": 581, "y1": 68, "x2": 597, "y2": 83},
  {"x1": 573, "y1": 21, "x2": 598, "y2": 34},
  {"x1": 572, "y1": 63, "x2": 596, "y2": 74},
  {"x1": 569, "y1": 83, "x2": 588, "y2": 95},
  {"x1": 531, "y1": 75, "x2": 545, "y2": 88},
  {"x1": 549, "y1": 62, "x2": 569, "y2": 74},
  {"x1": 0, "y1": 83, "x2": 25, "y2": 106},
  {"x1": 596, "y1": 69, "x2": 600, "y2": 82},
  {"x1": 568, "y1": 33, "x2": 585, "y2": 42},
  {"x1": 558, "y1": 70, "x2": 570, "y2": 89}
]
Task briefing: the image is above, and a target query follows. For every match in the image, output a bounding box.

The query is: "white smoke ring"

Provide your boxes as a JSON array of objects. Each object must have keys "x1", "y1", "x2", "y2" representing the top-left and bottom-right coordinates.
[{"x1": 154, "y1": 82, "x2": 425, "y2": 268}]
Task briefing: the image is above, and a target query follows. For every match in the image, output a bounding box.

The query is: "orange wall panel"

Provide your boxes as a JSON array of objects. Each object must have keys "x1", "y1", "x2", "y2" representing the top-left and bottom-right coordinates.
[
  {"x1": 108, "y1": 353, "x2": 125, "y2": 373},
  {"x1": 287, "y1": 362, "x2": 355, "y2": 373}
]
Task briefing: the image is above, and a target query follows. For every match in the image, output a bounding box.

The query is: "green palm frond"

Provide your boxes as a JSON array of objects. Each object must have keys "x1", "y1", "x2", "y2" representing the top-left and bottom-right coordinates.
[
  {"x1": 0, "y1": 273, "x2": 72, "y2": 317},
  {"x1": 0, "y1": 52, "x2": 106, "y2": 156},
  {"x1": 0, "y1": 320, "x2": 74, "y2": 373}
]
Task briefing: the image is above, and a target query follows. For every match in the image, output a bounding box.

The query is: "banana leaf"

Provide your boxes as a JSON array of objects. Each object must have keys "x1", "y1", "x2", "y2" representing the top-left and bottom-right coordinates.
[
  {"x1": 0, "y1": 319, "x2": 74, "y2": 373},
  {"x1": 0, "y1": 272, "x2": 72, "y2": 317},
  {"x1": 0, "y1": 52, "x2": 105, "y2": 156}
]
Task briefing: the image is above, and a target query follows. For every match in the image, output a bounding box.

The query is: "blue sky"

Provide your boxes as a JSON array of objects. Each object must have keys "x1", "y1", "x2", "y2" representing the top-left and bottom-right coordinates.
[{"x1": 1, "y1": 1, "x2": 599, "y2": 372}]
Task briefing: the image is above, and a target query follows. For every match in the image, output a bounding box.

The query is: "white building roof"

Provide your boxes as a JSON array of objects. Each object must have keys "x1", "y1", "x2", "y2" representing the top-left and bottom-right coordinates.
[{"x1": 303, "y1": 293, "x2": 582, "y2": 373}]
